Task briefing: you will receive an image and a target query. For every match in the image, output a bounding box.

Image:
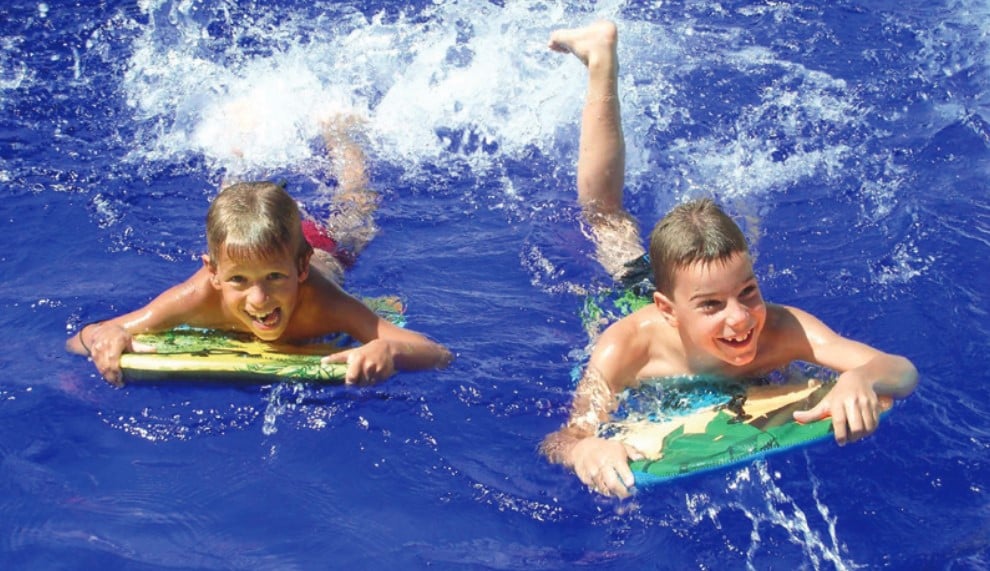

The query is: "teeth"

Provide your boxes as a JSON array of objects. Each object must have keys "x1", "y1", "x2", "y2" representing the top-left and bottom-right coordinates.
[
  {"x1": 724, "y1": 330, "x2": 751, "y2": 343},
  {"x1": 248, "y1": 309, "x2": 278, "y2": 326}
]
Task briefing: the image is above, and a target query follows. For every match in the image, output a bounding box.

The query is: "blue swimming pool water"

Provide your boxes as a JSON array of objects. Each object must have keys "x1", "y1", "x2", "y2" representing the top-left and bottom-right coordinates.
[{"x1": 2, "y1": 0, "x2": 988, "y2": 568}]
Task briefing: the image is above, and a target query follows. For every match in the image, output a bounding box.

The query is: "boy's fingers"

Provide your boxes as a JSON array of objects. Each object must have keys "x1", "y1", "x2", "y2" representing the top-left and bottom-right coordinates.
[
  {"x1": 622, "y1": 442, "x2": 646, "y2": 461},
  {"x1": 100, "y1": 364, "x2": 124, "y2": 387},
  {"x1": 345, "y1": 356, "x2": 367, "y2": 385},
  {"x1": 831, "y1": 405, "x2": 849, "y2": 445},
  {"x1": 844, "y1": 400, "x2": 865, "y2": 442},
  {"x1": 321, "y1": 350, "x2": 351, "y2": 365},
  {"x1": 603, "y1": 465, "x2": 634, "y2": 498},
  {"x1": 319, "y1": 351, "x2": 381, "y2": 385},
  {"x1": 603, "y1": 474, "x2": 626, "y2": 498},
  {"x1": 868, "y1": 402, "x2": 881, "y2": 429},
  {"x1": 617, "y1": 463, "x2": 637, "y2": 493},
  {"x1": 130, "y1": 340, "x2": 157, "y2": 353},
  {"x1": 584, "y1": 453, "x2": 637, "y2": 498},
  {"x1": 793, "y1": 400, "x2": 829, "y2": 424}
]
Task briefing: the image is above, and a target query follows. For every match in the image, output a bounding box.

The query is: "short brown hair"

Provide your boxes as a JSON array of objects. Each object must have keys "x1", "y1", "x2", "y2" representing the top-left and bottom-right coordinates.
[
  {"x1": 648, "y1": 198, "x2": 749, "y2": 296},
  {"x1": 206, "y1": 181, "x2": 312, "y2": 265}
]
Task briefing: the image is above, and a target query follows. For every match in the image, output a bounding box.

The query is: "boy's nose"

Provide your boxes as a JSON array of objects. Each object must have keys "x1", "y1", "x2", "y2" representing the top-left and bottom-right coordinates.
[
  {"x1": 725, "y1": 298, "x2": 749, "y2": 326},
  {"x1": 247, "y1": 284, "x2": 269, "y2": 305}
]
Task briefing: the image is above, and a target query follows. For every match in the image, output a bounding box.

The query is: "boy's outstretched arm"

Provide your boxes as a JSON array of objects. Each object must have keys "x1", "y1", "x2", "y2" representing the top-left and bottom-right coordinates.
[
  {"x1": 540, "y1": 364, "x2": 643, "y2": 498},
  {"x1": 320, "y1": 294, "x2": 452, "y2": 385},
  {"x1": 784, "y1": 306, "x2": 919, "y2": 445},
  {"x1": 66, "y1": 270, "x2": 213, "y2": 386}
]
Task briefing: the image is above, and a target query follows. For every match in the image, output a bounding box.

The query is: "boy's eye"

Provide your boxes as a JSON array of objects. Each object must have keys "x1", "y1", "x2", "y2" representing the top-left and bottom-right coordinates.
[
  {"x1": 228, "y1": 275, "x2": 246, "y2": 285},
  {"x1": 267, "y1": 272, "x2": 286, "y2": 281},
  {"x1": 699, "y1": 299, "x2": 723, "y2": 311}
]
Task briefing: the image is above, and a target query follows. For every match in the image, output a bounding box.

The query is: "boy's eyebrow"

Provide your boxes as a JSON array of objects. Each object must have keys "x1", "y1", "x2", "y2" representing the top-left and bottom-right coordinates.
[
  {"x1": 687, "y1": 273, "x2": 757, "y2": 301},
  {"x1": 688, "y1": 290, "x2": 717, "y2": 302}
]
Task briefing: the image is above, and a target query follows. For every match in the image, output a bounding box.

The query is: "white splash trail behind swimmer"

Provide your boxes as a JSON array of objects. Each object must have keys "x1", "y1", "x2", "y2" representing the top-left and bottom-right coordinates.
[
  {"x1": 119, "y1": 0, "x2": 633, "y2": 182},
  {"x1": 117, "y1": 0, "x2": 905, "y2": 221}
]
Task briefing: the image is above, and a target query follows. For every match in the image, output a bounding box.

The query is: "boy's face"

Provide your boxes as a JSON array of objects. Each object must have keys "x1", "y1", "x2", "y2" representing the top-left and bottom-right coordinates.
[
  {"x1": 657, "y1": 252, "x2": 766, "y2": 368},
  {"x1": 206, "y1": 248, "x2": 309, "y2": 341}
]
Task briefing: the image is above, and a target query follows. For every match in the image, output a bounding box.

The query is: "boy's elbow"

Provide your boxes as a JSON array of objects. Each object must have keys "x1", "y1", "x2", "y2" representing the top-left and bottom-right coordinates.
[
  {"x1": 897, "y1": 355, "x2": 919, "y2": 397},
  {"x1": 864, "y1": 353, "x2": 918, "y2": 399},
  {"x1": 436, "y1": 344, "x2": 454, "y2": 368},
  {"x1": 540, "y1": 424, "x2": 589, "y2": 467},
  {"x1": 881, "y1": 354, "x2": 918, "y2": 398}
]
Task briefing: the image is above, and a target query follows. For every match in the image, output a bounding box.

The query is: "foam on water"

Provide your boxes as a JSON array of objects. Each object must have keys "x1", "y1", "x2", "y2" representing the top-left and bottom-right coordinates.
[
  {"x1": 99, "y1": 0, "x2": 922, "y2": 244},
  {"x1": 8, "y1": 0, "x2": 973, "y2": 258},
  {"x1": 116, "y1": 1, "x2": 629, "y2": 181},
  {"x1": 0, "y1": 37, "x2": 30, "y2": 97}
]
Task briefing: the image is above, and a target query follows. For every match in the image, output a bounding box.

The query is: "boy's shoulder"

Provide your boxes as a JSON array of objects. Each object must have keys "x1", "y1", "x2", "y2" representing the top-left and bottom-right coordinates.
[
  {"x1": 600, "y1": 303, "x2": 663, "y2": 340},
  {"x1": 594, "y1": 304, "x2": 680, "y2": 385},
  {"x1": 283, "y1": 276, "x2": 368, "y2": 340},
  {"x1": 752, "y1": 303, "x2": 829, "y2": 369},
  {"x1": 298, "y1": 271, "x2": 352, "y2": 309},
  {"x1": 142, "y1": 267, "x2": 226, "y2": 329},
  {"x1": 763, "y1": 303, "x2": 819, "y2": 336}
]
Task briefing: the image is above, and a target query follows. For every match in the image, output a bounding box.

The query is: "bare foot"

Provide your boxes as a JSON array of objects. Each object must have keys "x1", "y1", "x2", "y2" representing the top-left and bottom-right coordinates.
[
  {"x1": 217, "y1": 97, "x2": 259, "y2": 158},
  {"x1": 320, "y1": 113, "x2": 366, "y2": 143},
  {"x1": 547, "y1": 20, "x2": 618, "y2": 67}
]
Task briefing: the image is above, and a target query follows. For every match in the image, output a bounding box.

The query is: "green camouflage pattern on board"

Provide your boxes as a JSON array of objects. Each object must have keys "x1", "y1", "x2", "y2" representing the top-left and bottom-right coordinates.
[
  {"x1": 625, "y1": 385, "x2": 837, "y2": 484},
  {"x1": 124, "y1": 329, "x2": 345, "y2": 382}
]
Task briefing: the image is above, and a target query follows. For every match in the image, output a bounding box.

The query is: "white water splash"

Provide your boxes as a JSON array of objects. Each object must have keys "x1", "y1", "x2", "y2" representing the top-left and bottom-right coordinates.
[
  {"x1": 117, "y1": 1, "x2": 632, "y2": 180},
  {"x1": 0, "y1": 36, "x2": 30, "y2": 100},
  {"x1": 685, "y1": 462, "x2": 860, "y2": 569}
]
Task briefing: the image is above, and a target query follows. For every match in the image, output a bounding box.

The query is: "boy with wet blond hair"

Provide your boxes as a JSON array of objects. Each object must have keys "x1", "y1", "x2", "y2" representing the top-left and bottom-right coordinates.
[
  {"x1": 540, "y1": 21, "x2": 917, "y2": 498},
  {"x1": 68, "y1": 121, "x2": 451, "y2": 386},
  {"x1": 206, "y1": 181, "x2": 311, "y2": 264}
]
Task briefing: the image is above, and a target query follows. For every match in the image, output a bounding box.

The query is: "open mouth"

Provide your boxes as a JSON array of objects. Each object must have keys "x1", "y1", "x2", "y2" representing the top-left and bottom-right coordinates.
[
  {"x1": 718, "y1": 328, "x2": 753, "y2": 348},
  {"x1": 247, "y1": 307, "x2": 282, "y2": 330}
]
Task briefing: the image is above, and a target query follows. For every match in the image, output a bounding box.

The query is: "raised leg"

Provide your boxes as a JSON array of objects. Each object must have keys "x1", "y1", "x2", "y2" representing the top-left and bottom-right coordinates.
[
  {"x1": 550, "y1": 21, "x2": 645, "y2": 280},
  {"x1": 322, "y1": 115, "x2": 379, "y2": 258}
]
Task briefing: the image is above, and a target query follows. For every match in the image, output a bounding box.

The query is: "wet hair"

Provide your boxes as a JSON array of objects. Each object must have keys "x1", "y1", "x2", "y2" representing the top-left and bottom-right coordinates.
[
  {"x1": 205, "y1": 181, "x2": 312, "y2": 266},
  {"x1": 648, "y1": 198, "x2": 749, "y2": 297}
]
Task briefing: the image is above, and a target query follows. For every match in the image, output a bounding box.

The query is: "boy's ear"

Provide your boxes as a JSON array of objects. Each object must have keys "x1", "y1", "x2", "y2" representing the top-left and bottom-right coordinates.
[
  {"x1": 653, "y1": 291, "x2": 678, "y2": 327},
  {"x1": 297, "y1": 251, "x2": 312, "y2": 282},
  {"x1": 202, "y1": 254, "x2": 221, "y2": 289}
]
